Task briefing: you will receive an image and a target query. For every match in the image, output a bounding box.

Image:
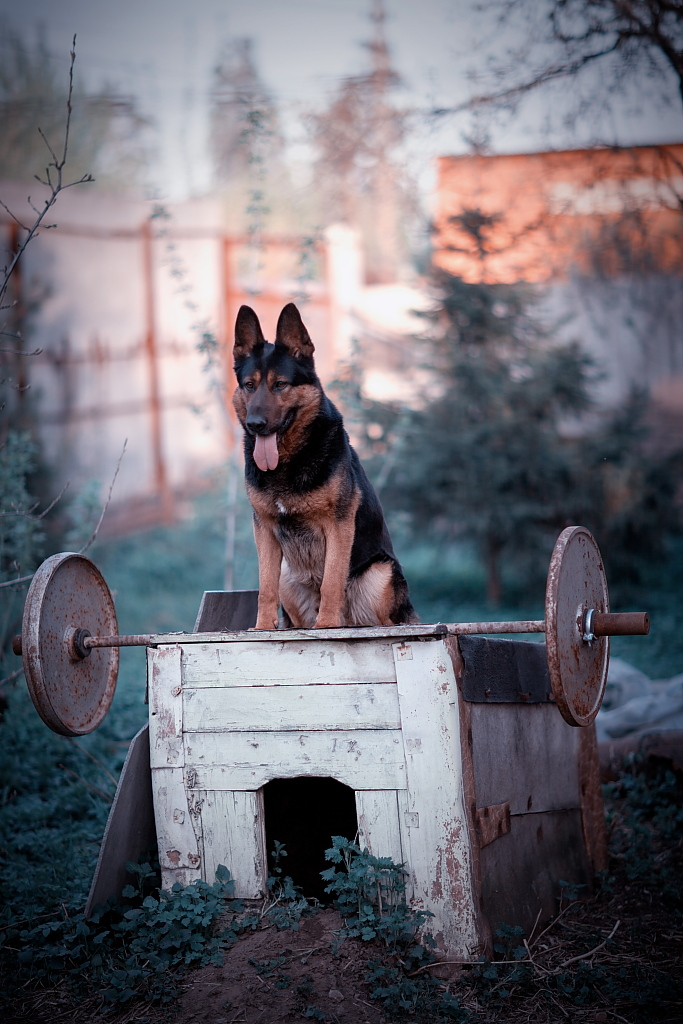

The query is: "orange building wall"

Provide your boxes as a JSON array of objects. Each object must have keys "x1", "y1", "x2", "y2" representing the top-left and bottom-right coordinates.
[{"x1": 433, "y1": 144, "x2": 683, "y2": 284}]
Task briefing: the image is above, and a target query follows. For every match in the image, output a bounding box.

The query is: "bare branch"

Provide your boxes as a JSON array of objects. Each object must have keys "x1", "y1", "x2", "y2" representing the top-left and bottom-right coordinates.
[
  {"x1": 78, "y1": 439, "x2": 128, "y2": 554},
  {"x1": 0, "y1": 478, "x2": 69, "y2": 521},
  {"x1": 0, "y1": 667, "x2": 24, "y2": 688},
  {"x1": 432, "y1": 41, "x2": 623, "y2": 117},
  {"x1": 0, "y1": 378, "x2": 30, "y2": 392},
  {"x1": 57, "y1": 763, "x2": 114, "y2": 803},
  {"x1": 0, "y1": 198, "x2": 30, "y2": 232},
  {"x1": 0, "y1": 35, "x2": 95, "y2": 311},
  {"x1": 0, "y1": 347, "x2": 42, "y2": 356},
  {"x1": 551, "y1": 919, "x2": 621, "y2": 971},
  {"x1": 0, "y1": 573, "x2": 34, "y2": 590},
  {"x1": 66, "y1": 738, "x2": 119, "y2": 787},
  {"x1": 37, "y1": 126, "x2": 59, "y2": 167}
]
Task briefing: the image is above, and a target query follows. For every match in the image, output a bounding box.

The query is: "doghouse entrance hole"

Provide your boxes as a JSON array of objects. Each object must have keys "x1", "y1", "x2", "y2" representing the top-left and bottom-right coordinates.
[{"x1": 263, "y1": 777, "x2": 358, "y2": 903}]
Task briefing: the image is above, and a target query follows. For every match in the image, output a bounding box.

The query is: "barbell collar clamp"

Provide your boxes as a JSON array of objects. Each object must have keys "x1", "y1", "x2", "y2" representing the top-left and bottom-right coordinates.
[{"x1": 65, "y1": 626, "x2": 93, "y2": 661}]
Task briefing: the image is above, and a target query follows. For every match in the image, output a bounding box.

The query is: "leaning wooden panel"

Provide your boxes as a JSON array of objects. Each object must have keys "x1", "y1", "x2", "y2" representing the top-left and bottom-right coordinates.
[
  {"x1": 200, "y1": 790, "x2": 266, "y2": 897},
  {"x1": 184, "y1": 729, "x2": 408, "y2": 791},
  {"x1": 469, "y1": 702, "x2": 582, "y2": 815},
  {"x1": 85, "y1": 723, "x2": 156, "y2": 917},
  {"x1": 393, "y1": 639, "x2": 479, "y2": 958},
  {"x1": 182, "y1": 682, "x2": 401, "y2": 733},
  {"x1": 356, "y1": 790, "x2": 405, "y2": 866},
  {"x1": 180, "y1": 640, "x2": 397, "y2": 687}
]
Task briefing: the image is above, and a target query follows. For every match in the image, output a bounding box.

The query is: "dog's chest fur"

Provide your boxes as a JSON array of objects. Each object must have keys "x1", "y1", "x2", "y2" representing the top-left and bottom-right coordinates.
[{"x1": 247, "y1": 475, "x2": 359, "y2": 588}]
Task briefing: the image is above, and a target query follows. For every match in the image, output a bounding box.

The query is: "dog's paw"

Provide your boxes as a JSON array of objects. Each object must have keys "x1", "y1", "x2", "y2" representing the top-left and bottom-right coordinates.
[
  {"x1": 249, "y1": 619, "x2": 279, "y2": 631},
  {"x1": 312, "y1": 618, "x2": 342, "y2": 629}
]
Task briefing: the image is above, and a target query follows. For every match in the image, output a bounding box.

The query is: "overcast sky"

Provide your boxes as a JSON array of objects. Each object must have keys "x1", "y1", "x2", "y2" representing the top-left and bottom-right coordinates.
[{"x1": 2, "y1": 0, "x2": 681, "y2": 202}]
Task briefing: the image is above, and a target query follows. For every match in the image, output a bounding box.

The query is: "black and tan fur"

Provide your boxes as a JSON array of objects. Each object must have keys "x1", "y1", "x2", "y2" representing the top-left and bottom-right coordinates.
[{"x1": 232, "y1": 303, "x2": 417, "y2": 630}]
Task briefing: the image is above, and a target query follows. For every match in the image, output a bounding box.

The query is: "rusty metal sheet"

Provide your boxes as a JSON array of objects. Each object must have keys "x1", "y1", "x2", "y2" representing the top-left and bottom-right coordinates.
[
  {"x1": 545, "y1": 527, "x2": 609, "y2": 727},
  {"x1": 22, "y1": 552, "x2": 119, "y2": 735}
]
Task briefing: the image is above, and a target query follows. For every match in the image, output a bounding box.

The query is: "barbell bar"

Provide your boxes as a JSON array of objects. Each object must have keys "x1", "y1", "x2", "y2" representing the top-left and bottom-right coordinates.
[{"x1": 12, "y1": 525, "x2": 648, "y2": 736}]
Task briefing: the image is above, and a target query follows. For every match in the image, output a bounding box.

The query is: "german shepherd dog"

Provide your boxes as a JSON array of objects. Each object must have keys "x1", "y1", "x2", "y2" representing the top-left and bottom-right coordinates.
[{"x1": 232, "y1": 303, "x2": 417, "y2": 630}]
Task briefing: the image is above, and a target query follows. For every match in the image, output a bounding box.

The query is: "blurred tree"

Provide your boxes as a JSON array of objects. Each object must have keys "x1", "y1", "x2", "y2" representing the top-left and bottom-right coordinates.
[
  {"x1": 575, "y1": 391, "x2": 683, "y2": 594},
  {"x1": 308, "y1": 0, "x2": 416, "y2": 282},
  {"x1": 210, "y1": 38, "x2": 283, "y2": 184},
  {"x1": 0, "y1": 24, "x2": 148, "y2": 192}
]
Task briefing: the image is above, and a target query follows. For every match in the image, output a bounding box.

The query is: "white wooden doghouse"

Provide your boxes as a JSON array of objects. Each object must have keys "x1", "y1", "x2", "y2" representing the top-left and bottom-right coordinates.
[
  {"x1": 19, "y1": 527, "x2": 640, "y2": 960},
  {"x1": 145, "y1": 616, "x2": 606, "y2": 958}
]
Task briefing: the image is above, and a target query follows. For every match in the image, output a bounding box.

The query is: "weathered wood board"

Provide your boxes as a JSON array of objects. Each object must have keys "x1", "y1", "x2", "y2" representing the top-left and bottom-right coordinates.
[
  {"x1": 85, "y1": 724, "x2": 156, "y2": 917},
  {"x1": 461, "y1": 637, "x2": 605, "y2": 944},
  {"x1": 478, "y1": 809, "x2": 592, "y2": 936},
  {"x1": 393, "y1": 639, "x2": 479, "y2": 956},
  {"x1": 469, "y1": 702, "x2": 582, "y2": 815},
  {"x1": 181, "y1": 639, "x2": 397, "y2": 687},
  {"x1": 183, "y1": 729, "x2": 408, "y2": 791},
  {"x1": 194, "y1": 590, "x2": 258, "y2": 633},
  {"x1": 200, "y1": 789, "x2": 265, "y2": 897},
  {"x1": 356, "y1": 789, "x2": 405, "y2": 867},
  {"x1": 182, "y1": 682, "x2": 401, "y2": 733}
]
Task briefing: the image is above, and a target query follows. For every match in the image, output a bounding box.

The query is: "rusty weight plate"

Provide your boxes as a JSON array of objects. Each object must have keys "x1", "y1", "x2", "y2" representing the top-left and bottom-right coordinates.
[
  {"x1": 545, "y1": 526, "x2": 609, "y2": 727},
  {"x1": 22, "y1": 552, "x2": 119, "y2": 736}
]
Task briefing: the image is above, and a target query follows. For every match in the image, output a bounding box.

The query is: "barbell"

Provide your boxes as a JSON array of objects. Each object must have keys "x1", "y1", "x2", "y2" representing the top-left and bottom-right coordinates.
[{"x1": 12, "y1": 525, "x2": 648, "y2": 737}]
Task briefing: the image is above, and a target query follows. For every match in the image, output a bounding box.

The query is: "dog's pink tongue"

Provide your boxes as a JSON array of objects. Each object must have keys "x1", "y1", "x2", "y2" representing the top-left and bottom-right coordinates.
[{"x1": 253, "y1": 433, "x2": 279, "y2": 471}]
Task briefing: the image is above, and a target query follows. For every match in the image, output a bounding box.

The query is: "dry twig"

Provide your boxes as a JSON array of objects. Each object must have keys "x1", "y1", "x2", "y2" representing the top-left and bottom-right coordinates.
[
  {"x1": 78, "y1": 438, "x2": 127, "y2": 554},
  {"x1": 0, "y1": 35, "x2": 94, "y2": 312}
]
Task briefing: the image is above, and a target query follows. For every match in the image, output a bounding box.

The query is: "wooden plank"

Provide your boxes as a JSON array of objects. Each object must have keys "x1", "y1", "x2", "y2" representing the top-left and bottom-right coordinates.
[
  {"x1": 183, "y1": 729, "x2": 408, "y2": 791},
  {"x1": 458, "y1": 636, "x2": 553, "y2": 703},
  {"x1": 469, "y1": 703, "x2": 582, "y2": 816},
  {"x1": 148, "y1": 646, "x2": 184, "y2": 768},
  {"x1": 183, "y1": 683, "x2": 401, "y2": 733},
  {"x1": 152, "y1": 766, "x2": 202, "y2": 889},
  {"x1": 85, "y1": 724, "x2": 156, "y2": 917},
  {"x1": 193, "y1": 591, "x2": 258, "y2": 632},
  {"x1": 479, "y1": 809, "x2": 592, "y2": 937},
  {"x1": 181, "y1": 640, "x2": 397, "y2": 687},
  {"x1": 356, "y1": 790, "x2": 404, "y2": 866},
  {"x1": 151, "y1": 623, "x2": 448, "y2": 645},
  {"x1": 199, "y1": 790, "x2": 266, "y2": 897},
  {"x1": 393, "y1": 639, "x2": 479, "y2": 959}
]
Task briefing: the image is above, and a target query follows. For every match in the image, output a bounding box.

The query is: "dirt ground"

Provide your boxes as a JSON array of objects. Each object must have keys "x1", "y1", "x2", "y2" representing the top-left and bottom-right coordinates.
[{"x1": 171, "y1": 909, "x2": 391, "y2": 1024}]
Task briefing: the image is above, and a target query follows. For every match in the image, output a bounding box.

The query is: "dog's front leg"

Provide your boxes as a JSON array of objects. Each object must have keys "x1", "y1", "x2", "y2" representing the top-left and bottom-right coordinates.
[
  {"x1": 314, "y1": 516, "x2": 356, "y2": 628},
  {"x1": 252, "y1": 515, "x2": 282, "y2": 630}
]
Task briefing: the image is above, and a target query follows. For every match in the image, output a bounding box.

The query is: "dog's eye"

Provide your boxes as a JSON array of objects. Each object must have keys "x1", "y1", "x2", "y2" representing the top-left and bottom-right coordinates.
[
  {"x1": 244, "y1": 381, "x2": 255, "y2": 391},
  {"x1": 273, "y1": 380, "x2": 288, "y2": 391}
]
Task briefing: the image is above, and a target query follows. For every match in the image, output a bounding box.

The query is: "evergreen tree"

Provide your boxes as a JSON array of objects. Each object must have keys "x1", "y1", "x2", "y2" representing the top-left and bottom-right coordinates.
[{"x1": 385, "y1": 272, "x2": 594, "y2": 604}]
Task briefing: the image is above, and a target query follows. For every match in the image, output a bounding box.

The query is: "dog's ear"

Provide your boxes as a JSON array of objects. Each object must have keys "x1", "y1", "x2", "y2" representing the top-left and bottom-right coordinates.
[
  {"x1": 275, "y1": 303, "x2": 315, "y2": 360},
  {"x1": 234, "y1": 305, "x2": 266, "y2": 363}
]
